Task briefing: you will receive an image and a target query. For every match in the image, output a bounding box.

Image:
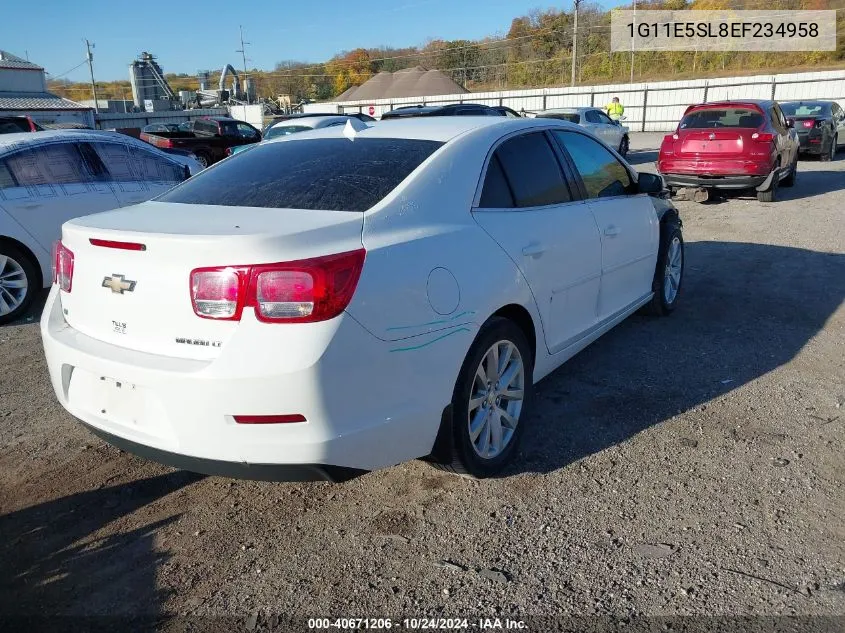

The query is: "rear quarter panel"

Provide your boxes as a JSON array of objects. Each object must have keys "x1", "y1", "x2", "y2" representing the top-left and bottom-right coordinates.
[{"x1": 345, "y1": 132, "x2": 543, "y2": 403}]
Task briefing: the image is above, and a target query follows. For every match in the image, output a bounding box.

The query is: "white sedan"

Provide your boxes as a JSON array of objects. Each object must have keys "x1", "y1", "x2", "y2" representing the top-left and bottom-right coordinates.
[
  {"x1": 41, "y1": 117, "x2": 683, "y2": 481},
  {"x1": 535, "y1": 107, "x2": 630, "y2": 157},
  {"x1": 0, "y1": 130, "x2": 201, "y2": 323}
]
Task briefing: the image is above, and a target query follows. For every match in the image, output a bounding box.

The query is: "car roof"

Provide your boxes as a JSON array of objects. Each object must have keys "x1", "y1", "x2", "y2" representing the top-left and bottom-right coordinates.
[
  {"x1": 265, "y1": 116, "x2": 578, "y2": 144},
  {"x1": 0, "y1": 129, "x2": 170, "y2": 152}
]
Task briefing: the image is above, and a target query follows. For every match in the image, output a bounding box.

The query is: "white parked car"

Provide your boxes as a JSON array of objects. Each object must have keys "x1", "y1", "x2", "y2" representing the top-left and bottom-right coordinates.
[
  {"x1": 229, "y1": 115, "x2": 363, "y2": 157},
  {"x1": 0, "y1": 130, "x2": 201, "y2": 323},
  {"x1": 40, "y1": 117, "x2": 683, "y2": 481},
  {"x1": 535, "y1": 107, "x2": 630, "y2": 156}
]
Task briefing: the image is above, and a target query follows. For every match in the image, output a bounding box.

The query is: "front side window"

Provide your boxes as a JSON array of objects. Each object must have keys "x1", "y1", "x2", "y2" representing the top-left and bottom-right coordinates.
[
  {"x1": 595, "y1": 111, "x2": 615, "y2": 125},
  {"x1": 237, "y1": 122, "x2": 259, "y2": 139},
  {"x1": 157, "y1": 138, "x2": 443, "y2": 212},
  {"x1": 553, "y1": 131, "x2": 632, "y2": 199},
  {"x1": 492, "y1": 132, "x2": 571, "y2": 208},
  {"x1": 91, "y1": 142, "x2": 182, "y2": 183}
]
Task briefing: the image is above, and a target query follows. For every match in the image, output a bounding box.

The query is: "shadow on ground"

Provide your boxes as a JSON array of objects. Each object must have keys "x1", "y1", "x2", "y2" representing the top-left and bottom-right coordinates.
[
  {"x1": 512, "y1": 241, "x2": 845, "y2": 475},
  {"x1": 0, "y1": 471, "x2": 203, "y2": 622},
  {"x1": 626, "y1": 149, "x2": 659, "y2": 166}
]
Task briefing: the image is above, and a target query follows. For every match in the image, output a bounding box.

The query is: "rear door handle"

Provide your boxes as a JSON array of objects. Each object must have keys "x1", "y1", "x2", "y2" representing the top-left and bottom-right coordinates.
[
  {"x1": 604, "y1": 225, "x2": 620, "y2": 237},
  {"x1": 522, "y1": 243, "x2": 547, "y2": 258}
]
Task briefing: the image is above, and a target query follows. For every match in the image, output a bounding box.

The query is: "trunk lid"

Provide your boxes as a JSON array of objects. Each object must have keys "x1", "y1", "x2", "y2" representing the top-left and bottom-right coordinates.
[
  {"x1": 676, "y1": 129, "x2": 750, "y2": 156},
  {"x1": 59, "y1": 201, "x2": 364, "y2": 360}
]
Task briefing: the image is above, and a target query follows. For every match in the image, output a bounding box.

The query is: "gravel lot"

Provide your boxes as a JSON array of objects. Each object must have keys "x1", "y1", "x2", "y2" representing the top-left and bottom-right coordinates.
[{"x1": 1, "y1": 133, "x2": 843, "y2": 630}]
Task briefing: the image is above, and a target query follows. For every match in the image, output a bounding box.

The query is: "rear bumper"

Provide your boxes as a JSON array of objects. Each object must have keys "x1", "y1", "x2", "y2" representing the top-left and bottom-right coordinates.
[
  {"x1": 797, "y1": 134, "x2": 826, "y2": 153},
  {"x1": 81, "y1": 421, "x2": 366, "y2": 482},
  {"x1": 40, "y1": 286, "x2": 468, "y2": 479},
  {"x1": 660, "y1": 173, "x2": 768, "y2": 190}
]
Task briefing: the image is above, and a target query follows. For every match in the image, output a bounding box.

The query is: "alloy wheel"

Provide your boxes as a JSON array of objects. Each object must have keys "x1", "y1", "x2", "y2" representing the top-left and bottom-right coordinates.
[
  {"x1": 663, "y1": 236, "x2": 683, "y2": 304},
  {"x1": 467, "y1": 340, "x2": 525, "y2": 459},
  {"x1": 0, "y1": 254, "x2": 28, "y2": 317}
]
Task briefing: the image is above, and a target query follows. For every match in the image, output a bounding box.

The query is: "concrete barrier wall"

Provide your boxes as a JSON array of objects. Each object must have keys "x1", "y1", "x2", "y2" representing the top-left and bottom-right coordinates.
[{"x1": 304, "y1": 69, "x2": 845, "y2": 132}]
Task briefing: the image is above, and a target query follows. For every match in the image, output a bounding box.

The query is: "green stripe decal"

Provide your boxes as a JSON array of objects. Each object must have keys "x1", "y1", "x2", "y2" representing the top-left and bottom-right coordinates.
[
  {"x1": 386, "y1": 311, "x2": 475, "y2": 332},
  {"x1": 389, "y1": 328, "x2": 470, "y2": 353}
]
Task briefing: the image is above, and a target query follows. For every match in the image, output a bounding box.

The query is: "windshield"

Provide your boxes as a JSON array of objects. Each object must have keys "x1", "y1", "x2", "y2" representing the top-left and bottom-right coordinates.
[
  {"x1": 680, "y1": 107, "x2": 764, "y2": 129},
  {"x1": 780, "y1": 102, "x2": 830, "y2": 117},
  {"x1": 265, "y1": 125, "x2": 313, "y2": 139},
  {"x1": 157, "y1": 137, "x2": 443, "y2": 211}
]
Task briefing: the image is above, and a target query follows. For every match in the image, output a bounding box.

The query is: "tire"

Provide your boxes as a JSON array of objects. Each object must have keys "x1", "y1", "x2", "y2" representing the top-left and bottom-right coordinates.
[
  {"x1": 643, "y1": 222, "x2": 684, "y2": 317},
  {"x1": 781, "y1": 157, "x2": 797, "y2": 188},
  {"x1": 618, "y1": 135, "x2": 629, "y2": 157},
  {"x1": 0, "y1": 242, "x2": 39, "y2": 325},
  {"x1": 194, "y1": 151, "x2": 211, "y2": 168},
  {"x1": 756, "y1": 170, "x2": 778, "y2": 202},
  {"x1": 437, "y1": 317, "x2": 533, "y2": 478},
  {"x1": 820, "y1": 136, "x2": 835, "y2": 162}
]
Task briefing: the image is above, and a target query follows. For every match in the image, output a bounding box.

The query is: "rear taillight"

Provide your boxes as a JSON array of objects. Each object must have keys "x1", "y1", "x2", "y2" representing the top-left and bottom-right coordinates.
[
  {"x1": 225, "y1": 147, "x2": 232, "y2": 156},
  {"x1": 52, "y1": 240, "x2": 75, "y2": 292},
  {"x1": 189, "y1": 249, "x2": 365, "y2": 323},
  {"x1": 751, "y1": 132, "x2": 775, "y2": 142},
  {"x1": 190, "y1": 267, "x2": 250, "y2": 320},
  {"x1": 802, "y1": 119, "x2": 815, "y2": 129}
]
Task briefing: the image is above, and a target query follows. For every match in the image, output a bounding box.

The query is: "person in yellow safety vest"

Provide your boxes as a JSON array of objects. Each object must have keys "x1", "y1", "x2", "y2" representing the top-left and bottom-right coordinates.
[{"x1": 606, "y1": 97, "x2": 624, "y2": 120}]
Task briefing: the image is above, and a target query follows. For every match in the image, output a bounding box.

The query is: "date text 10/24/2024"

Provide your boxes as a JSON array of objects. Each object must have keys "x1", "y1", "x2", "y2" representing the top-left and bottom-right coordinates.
[{"x1": 307, "y1": 618, "x2": 527, "y2": 630}]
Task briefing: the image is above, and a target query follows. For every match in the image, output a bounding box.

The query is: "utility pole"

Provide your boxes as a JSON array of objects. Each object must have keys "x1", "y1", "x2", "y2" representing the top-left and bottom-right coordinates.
[
  {"x1": 571, "y1": 0, "x2": 581, "y2": 87},
  {"x1": 237, "y1": 25, "x2": 251, "y2": 104},
  {"x1": 85, "y1": 39, "x2": 99, "y2": 114},
  {"x1": 630, "y1": 0, "x2": 637, "y2": 84}
]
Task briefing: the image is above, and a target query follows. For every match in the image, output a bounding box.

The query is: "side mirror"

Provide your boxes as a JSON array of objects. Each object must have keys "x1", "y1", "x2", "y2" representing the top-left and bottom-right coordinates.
[{"x1": 637, "y1": 172, "x2": 665, "y2": 195}]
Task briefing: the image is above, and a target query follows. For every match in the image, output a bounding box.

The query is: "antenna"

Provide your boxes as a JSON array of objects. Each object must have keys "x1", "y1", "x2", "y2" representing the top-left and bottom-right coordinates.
[{"x1": 236, "y1": 25, "x2": 251, "y2": 104}]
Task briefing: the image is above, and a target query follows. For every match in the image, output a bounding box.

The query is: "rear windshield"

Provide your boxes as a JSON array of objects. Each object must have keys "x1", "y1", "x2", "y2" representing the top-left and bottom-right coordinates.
[
  {"x1": 265, "y1": 125, "x2": 312, "y2": 139},
  {"x1": 680, "y1": 108, "x2": 764, "y2": 129},
  {"x1": 157, "y1": 137, "x2": 443, "y2": 212},
  {"x1": 780, "y1": 102, "x2": 830, "y2": 117},
  {"x1": 543, "y1": 113, "x2": 580, "y2": 124}
]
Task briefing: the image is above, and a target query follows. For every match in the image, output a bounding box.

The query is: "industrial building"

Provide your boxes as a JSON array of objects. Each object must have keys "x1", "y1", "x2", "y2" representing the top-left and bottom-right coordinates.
[
  {"x1": 0, "y1": 50, "x2": 94, "y2": 128},
  {"x1": 129, "y1": 52, "x2": 177, "y2": 111}
]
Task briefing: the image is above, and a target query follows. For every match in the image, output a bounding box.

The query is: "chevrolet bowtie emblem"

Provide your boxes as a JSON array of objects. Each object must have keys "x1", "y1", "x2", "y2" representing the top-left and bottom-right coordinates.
[{"x1": 102, "y1": 274, "x2": 136, "y2": 294}]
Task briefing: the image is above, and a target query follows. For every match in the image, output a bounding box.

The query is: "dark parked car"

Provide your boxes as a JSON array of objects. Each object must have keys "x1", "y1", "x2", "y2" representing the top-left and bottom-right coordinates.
[
  {"x1": 780, "y1": 101, "x2": 845, "y2": 161},
  {"x1": 140, "y1": 116, "x2": 261, "y2": 167},
  {"x1": 380, "y1": 103, "x2": 511, "y2": 120},
  {"x1": 657, "y1": 100, "x2": 799, "y2": 203},
  {"x1": 0, "y1": 115, "x2": 43, "y2": 134}
]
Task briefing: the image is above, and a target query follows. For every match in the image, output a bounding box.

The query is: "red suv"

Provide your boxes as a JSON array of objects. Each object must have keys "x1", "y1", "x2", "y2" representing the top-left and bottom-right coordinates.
[{"x1": 657, "y1": 100, "x2": 799, "y2": 202}]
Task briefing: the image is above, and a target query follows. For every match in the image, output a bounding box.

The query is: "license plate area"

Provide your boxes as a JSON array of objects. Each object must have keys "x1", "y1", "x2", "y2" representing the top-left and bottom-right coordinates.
[{"x1": 67, "y1": 368, "x2": 170, "y2": 439}]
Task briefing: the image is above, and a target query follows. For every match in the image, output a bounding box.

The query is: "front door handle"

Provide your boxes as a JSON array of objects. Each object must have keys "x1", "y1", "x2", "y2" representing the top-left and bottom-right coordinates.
[
  {"x1": 21, "y1": 203, "x2": 42, "y2": 210},
  {"x1": 522, "y1": 243, "x2": 547, "y2": 258},
  {"x1": 604, "y1": 225, "x2": 620, "y2": 237}
]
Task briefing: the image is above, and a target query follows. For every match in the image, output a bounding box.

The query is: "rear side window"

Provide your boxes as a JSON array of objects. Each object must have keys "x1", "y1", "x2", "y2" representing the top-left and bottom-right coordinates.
[
  {"x1": 158, "y1": 138, "x2": 443, "y2": 211},
  {"x1": 0, "y1": 161, "x2": 15, "y2": 188},
  {"x1": 193, "y1": 120, "x2": 220, "y2": 135},
  {"x1": 479, "y1": 155, "x2": 514, "y2": 208},
  {"x1": 680, "y1": 107, "x2": 764, "y2": 129},
  {"x1": 553, "y1": 131, "x2": 632, "y2": 199},
  {"x1": 265, "y1": 125, "x2": 311, "y2": 139},
  {"x1": 492, "y1": 132, "x2": 571, "y2": 207},
  {"x1": 5, "y1": 144, "x2": 87, "y2": 186}
]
